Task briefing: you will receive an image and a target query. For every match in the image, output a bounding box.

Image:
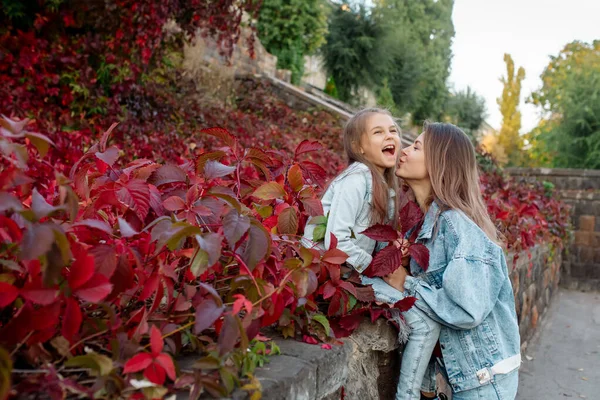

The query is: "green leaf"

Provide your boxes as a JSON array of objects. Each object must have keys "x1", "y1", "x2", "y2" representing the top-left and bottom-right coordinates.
[
  {"x1": 307, "y1": 215, "x2": 327, "y2": 225},
  {"x1": 190, "y1": 248, "x2": 209, "y2": 277},
  {"x1": 0, "y1": 346, "x2": 11, "y2": 400},
  {"x1": 312, "y1": 314, "x2": 331, "y2": 336},
  {"x1": 313, "y1": 224, "x2": 326, "y2": 243},
  {"x1": 65, "y1": 352, "x2": 114, "y2": 376},
  {"x1": 252, "y1": 182, "x2": 286, "y2": 200}
]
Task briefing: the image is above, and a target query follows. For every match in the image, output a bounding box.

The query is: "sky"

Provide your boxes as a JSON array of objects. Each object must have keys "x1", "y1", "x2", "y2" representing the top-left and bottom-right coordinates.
[{"x1": 449, "y1": 0, "x2": 600, "y2": 133}]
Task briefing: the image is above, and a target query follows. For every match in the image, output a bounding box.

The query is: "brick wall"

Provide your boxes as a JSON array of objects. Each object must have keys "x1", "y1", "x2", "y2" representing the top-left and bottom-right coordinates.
[{"x1": 506, "y1": 168, "x2": 600, "y2": 291}]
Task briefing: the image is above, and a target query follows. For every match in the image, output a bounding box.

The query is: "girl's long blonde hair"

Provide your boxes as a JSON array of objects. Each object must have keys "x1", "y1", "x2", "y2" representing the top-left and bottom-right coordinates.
[
  {"x1": 343, "y1": 108, "x2": 400, "y2": 228},
  {"x1": 423, "y1": 122, "x2": 500, "y2": 244}
]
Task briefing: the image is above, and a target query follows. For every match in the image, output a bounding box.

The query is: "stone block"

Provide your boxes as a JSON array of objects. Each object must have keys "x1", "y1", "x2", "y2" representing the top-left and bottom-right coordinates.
[
  {"x1": 579, "y1": 246, "x2": 595, "y2": 263},
  {"x1": 579, "y1": 215, "x2": 596, "y2": 231},
  {"x1": 531, "y1": 305, "x2": 539, "y2": 329},
  {"x1": 595, "y1": 249, "x2": 600, "y2": 264},
  {"x1": 574, "y1": 231, "x2": 591, "y2": 246}
]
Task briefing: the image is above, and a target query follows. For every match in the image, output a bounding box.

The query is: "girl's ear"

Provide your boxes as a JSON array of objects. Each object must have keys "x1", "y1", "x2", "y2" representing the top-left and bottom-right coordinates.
[{"x1": 352, "y1": 140, "x2": 364, "y2": 155}]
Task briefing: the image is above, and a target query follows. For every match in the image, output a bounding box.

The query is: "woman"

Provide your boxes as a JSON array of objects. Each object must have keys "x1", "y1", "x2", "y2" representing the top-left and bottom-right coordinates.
[{"x1": 385, "y1": 122, "x2": 521, "y2": 399}]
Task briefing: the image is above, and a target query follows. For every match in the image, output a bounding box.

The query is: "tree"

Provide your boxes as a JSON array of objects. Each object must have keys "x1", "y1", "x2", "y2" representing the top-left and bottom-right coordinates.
[
  {"x1": 373, "y1": 0, "x2": 455, "y2": 123},
  {"x1": 321, "y1": 3, "x2": 388, "y2": 102},
  {"x1": 497, "y1": 53, "x2": 526, "y2": 166},
  {"x1": 445, "y1": 86, "x2": 487, "y2": 140},
  {"x1": 257, "y1": 0, "x2": 328, "y2": 84},
  {"x1": 528, "y1": 41, "x2": 600, "y2": 168}
]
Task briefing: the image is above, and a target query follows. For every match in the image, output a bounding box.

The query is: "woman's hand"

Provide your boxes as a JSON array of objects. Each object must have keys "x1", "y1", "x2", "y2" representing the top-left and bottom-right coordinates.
[{"x1": 384, "y1": 265, "x2": 408, "y2": 292}]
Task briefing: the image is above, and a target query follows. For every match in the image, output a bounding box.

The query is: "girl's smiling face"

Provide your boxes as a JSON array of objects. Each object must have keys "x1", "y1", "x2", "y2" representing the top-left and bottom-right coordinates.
[
  {"x1": 395, "y1": 132, "x2": 428, "y2": 181},
  {"x1": 357, "y1": 113, "x2": 401, "y2": 173}
]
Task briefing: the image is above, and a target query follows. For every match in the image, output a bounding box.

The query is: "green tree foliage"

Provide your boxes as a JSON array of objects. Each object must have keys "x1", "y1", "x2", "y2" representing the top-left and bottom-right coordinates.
[
  {"x1": 445, "y1": 86, "x2": 487, "y2": 140},
  {"x1": 529, "y1": 41, "x2": 600, "y2": 168},
  {"x1": 373, "y1": 0, "x2": 455, "y2": 124},
  {"x1": 321, "y1": 3, "x2": 388, "y2": 102},
  {"x1": 377, "y1": 78, "x2": 400, "y2": 115},
  {"x1": 497, "y1": 53, "x2": 526, "y2": 166},
  {"x1": 257, "y1": 0, "x2": 328, "y2": 84}
]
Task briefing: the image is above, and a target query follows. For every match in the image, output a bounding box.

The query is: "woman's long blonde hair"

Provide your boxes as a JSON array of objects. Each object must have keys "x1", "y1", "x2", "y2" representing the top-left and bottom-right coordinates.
[
  {"x1": 343, "y1": 108, "x2": 400, "y2": 228},
  {"x1": 423, "y1": 122, "x2": 500, "y2": 243}
]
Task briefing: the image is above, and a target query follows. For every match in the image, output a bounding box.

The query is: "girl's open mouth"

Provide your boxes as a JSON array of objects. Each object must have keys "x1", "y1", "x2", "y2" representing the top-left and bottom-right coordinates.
[{"x1": 382, "y1": 144, "x2": 396, "y2": 156}]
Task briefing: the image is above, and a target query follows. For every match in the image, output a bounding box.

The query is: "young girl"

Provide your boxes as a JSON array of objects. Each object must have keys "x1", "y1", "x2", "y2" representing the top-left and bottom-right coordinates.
[
  {"x1": 303, "y1": 108, "x2": 444, "y2": 400},
  {"x1": 385, "y1": 122, "x2": 521, "y2": 400}
]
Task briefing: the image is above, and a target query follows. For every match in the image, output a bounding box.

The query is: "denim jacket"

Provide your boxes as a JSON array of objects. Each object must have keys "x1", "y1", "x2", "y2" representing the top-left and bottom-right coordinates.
[
  {"x1": 302, "y1": 162, "x2": 395, "y2": 272},
  {"x1": 400, "y1": 201, "x2": 521, "y2": 392}
]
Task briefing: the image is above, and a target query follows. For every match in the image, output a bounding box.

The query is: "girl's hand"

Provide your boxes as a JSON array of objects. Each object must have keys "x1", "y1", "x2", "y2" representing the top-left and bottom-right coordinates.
[
  {"x1": 384, "y1": 265, "x2": 408, "y2": 292},
  {"x1": 393, "y1": 238, "x2": 410, "y2": 266}
]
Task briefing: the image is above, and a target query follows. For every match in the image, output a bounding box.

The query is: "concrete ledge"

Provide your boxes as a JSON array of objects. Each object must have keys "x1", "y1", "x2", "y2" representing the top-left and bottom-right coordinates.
[{"x1": 506, "y1": 167, "x2": 600, "y2": 178}]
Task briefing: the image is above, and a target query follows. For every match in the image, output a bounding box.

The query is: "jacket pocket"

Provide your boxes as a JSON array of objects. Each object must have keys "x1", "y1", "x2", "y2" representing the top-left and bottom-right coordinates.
[{"x1": 479, "y1": 319, "x2": 500, "y2": 355}]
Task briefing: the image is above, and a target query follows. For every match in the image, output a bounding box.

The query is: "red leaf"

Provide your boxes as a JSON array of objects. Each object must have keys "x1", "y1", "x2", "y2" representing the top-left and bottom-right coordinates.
[
  {"x1": 369, "y1": 308, "x2": 386, "y2": 322},
  {"x1": 163, "y1": 196, "x2": 186, "y2": 212},
  {"x1": 329, "y1": 232, "x2": 338, "y2": 251},
  {"x1": 366, "y1": 246, "x2": 404, "y2": 277},
  {"x1": 301, "y1": 198, "x2": 324, "y2": 217},
  {"x1": 218, "y1": 314, "x2": 240, "y2": 356},
  {"x1": 393, "y1": 296, "x2": 417, "y2": 312},
  {"x1": 149, "y1": 164, "x2": 187, "y2": 187},
  {"x1": 287, "y1": 164, "x2": 303, "y2": 192},
  {"x1": 62, "y1": 297, "x2": 82, "y2": 343},
  {"x1": 95, "y1": 146, "x2": 119, "y2": 167},
  {"x1": 144, "y1": 362, "x2": 166, "y2": 385},
  {"x1": 322, "y1": 248, "x2": 348, "y2": 265},
  {"x1": 321, "y1": 344, "x2": 332, "y2": 350},
  {"x1": 222, "y1": 209, "x2": 250, "y2": 248},
  {"x1": 261, "y1": 292, "x2": 285, "y2": 327},
  {"x1": 338, "y1": 281, "x2": 358, "y2": 297},
  {"x1": 294, "y1": 140, "x2": 323, "y2": 158},
  {"x1": 322, "y1": 281, "x2": 336, "y2": 299},
  {"x1": 277, "y1": 207, "x2": 298, "y2": 235},
  {"x1": 72, "y1": 219, "x2": 113, "y2": 235},
  {"x1": 327, "y1": 292, "x2": 342, "y2": 316},
  {"x1": 232, "y1": 294, "x2": 253, "y2": 315},
  {"x1": 300, "y1": 161, "x2": 327, "y2": 185},
  {"x1": 408, "y1": 243, "x2": 430, "y2": 271},
  {"x1": 399, "y1": 201, "x2": 424, "y2": 236},
  {"x1": 20, "y1": 277, "x2": 58, "y2": 305},
  {"x1": 196, "y1": 150, "x2": 227, "y2": 173},
  {"x1": 74, "y1": 274, "x2": 112, "y2": 303},
  {"x1": 116, "y1": 179, "x2": 150, "y2": 220},
  {"x1": 31, "y1": 301, "x2": 61, "y2": 331},
  {"x1": 339, "y1": 310, "x2": 365, "y2": 331},
  {"x1": 150, "y1": 325, "x2": 163, "y2": 356},
  {"x1": 139, "y1": 273, "x2": 159, "y2": 302},
  {"x1": 239, "y1": 221, "x2": 271, "y2": 270},
  {"x1": 302, "y1": 334, "x2": 318, "y2": 345},
  {"x1": 89, "y1": 245, "x2": 117, "y2": 279},
  {"x1": 155, "y1": 353, "x2": 176, "y2": 381},
  {"x1": 360, "y1": 224, "x2": 398, "y2": 242},
  {"x1": 194, "y1": 298, "x2": 225, "y2": 334},
  {"x1": 201, "y1": 127, "x2": 237, "y2": 149},
  {"x1": 123, "y1": 353, "x2": 153, "y2": 374},
  {"x1": 68, "y1": 253, "x2": 95, "y2": 290},
  {"x1": 0, "y1": 282, "x2": 18, "y2": 307},
  {"x1": 355, "y1": 285, "x2": 376, "y2": 302}
]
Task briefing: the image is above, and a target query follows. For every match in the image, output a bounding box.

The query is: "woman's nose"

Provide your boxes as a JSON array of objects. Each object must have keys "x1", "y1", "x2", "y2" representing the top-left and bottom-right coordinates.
[{"x1": 401, "y1": 146, "x2": 410, "y2": 157}]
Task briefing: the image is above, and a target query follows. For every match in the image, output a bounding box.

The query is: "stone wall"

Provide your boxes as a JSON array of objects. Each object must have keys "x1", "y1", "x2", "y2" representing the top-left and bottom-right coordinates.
[
  {"x1": 507, "y1": 168, "x2": 600, "y2": 291},
  {"x1": 510, "y1": 244, "x2": 562, "y2": 352},
  {"x1": 189, "y1": 245, "x2": 559, "y2": 400}
]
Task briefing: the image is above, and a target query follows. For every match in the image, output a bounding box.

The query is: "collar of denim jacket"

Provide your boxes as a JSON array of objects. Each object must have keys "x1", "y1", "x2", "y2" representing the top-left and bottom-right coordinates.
[{"x1": 416, "y1": 200, "x2": 441, "y2": 240}]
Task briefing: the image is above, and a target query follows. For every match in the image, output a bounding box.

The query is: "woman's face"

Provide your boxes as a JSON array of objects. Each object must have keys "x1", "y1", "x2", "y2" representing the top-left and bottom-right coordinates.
[
  {"x1": 357, "y1": 113, "x2": 401, "y2": 173},
  {"x1": 395, "y1": 132, "x2": 428, "y2": 181}
]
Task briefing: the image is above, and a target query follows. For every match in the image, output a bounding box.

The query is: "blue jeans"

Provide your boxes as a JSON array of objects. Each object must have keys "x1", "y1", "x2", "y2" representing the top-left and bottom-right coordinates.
[
  {"x1": 437, "y1": 358, "x2": 519, "y2": 400},
  {"x1": 360, "y1": 276, "x2": 441, "y2": 400},
  {"x1": 395, "y1": 305, "x2": 441, "y2": 400}
]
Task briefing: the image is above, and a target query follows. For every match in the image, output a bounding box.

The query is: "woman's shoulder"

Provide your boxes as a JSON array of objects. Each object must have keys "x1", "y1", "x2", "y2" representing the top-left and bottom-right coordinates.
[{"x1": 437, "y1": 209, "x2": 502, "y2": 262}]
